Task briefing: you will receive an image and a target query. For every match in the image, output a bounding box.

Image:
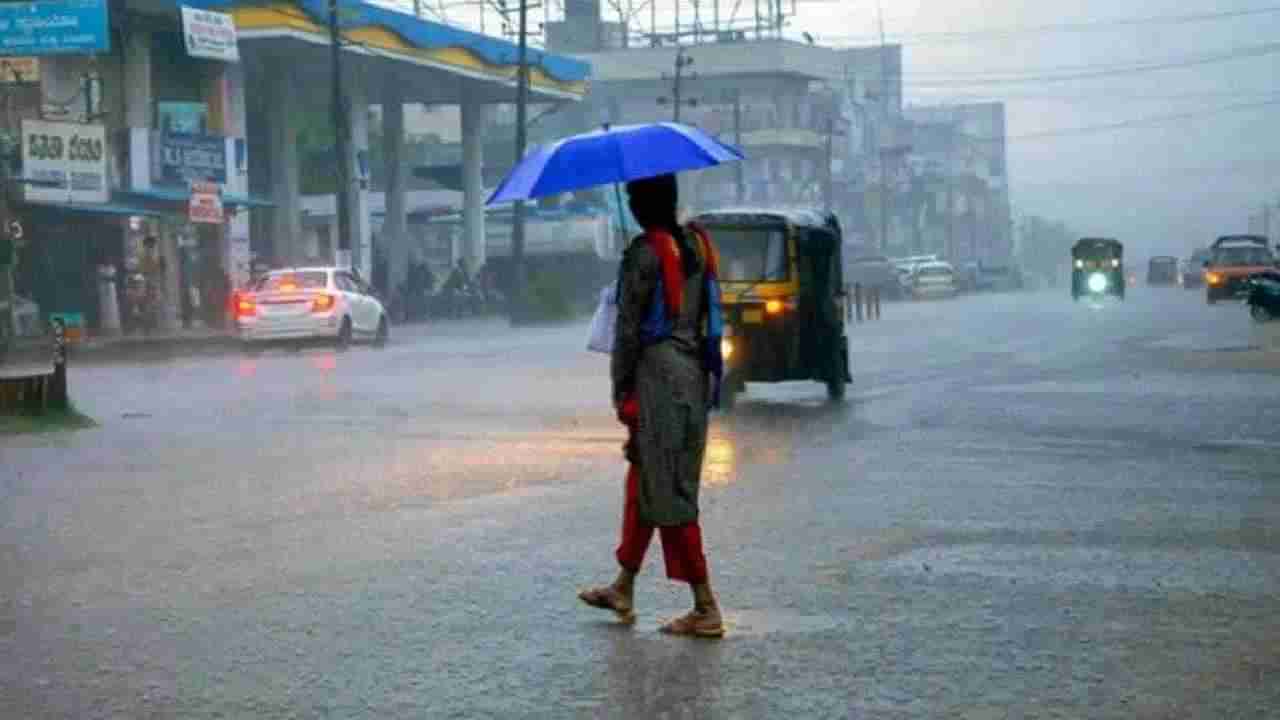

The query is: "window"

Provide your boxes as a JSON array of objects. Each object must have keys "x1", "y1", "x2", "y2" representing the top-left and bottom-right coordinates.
[
  {"x1": 714, "y1": 228, "x2": 789, "y2": 282},
  {"x1": 253, "y1": 271, "x2": 327, "y2": 292}
]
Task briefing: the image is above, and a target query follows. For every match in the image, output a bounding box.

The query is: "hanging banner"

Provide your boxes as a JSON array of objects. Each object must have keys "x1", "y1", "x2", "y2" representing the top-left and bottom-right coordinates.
[
  {"x1": 0, "y1": 0, "x2": 110, "y2": 56},
  {"x1": 181, "y1": 6, "x2": 239, "y2": 62},
  {"x1": 189, "y1": 181, "x2": 224, "y2": 224},
  {"x1": 22, "y1": 119, "x2": 106, "y2": 204}
]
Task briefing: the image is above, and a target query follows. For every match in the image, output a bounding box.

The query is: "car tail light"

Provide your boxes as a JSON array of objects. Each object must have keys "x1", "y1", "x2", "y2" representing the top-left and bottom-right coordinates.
[
  {"x1": 311, "y1": 294, "x2": 336, "y2": 313},
  {"x1": 236, "y1": 297, "x2": 257, "y2": 317}
]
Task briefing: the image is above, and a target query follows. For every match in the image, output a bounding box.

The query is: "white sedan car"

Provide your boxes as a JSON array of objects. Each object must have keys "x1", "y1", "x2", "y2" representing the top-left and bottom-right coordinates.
[
  {"x1": 235, "y1": 267, "x2": 389, "y2": 349},
  {"x1": 911, "y1": 261, "x2": 958, "y2": 300}
]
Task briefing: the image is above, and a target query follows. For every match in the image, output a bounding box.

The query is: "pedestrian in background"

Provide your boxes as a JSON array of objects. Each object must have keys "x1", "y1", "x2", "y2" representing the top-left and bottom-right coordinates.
[{"x1": 579, "y1": 173, "x2": 725, "y2": 638}]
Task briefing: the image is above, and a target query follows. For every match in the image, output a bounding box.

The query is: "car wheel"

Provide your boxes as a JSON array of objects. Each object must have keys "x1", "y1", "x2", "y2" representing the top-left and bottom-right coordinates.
[
  {"x1": 1251, "y1": 304, "x2": 1273, "y2": 323},
  {"x1": 336, "y1": 317, "x2": 353, "y2": 351},
  {"x1": 374, "y1": 315, "x2": 389, "y2": 348}
]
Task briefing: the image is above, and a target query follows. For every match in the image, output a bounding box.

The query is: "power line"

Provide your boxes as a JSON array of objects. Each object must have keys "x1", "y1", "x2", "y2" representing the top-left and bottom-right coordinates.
[
  {"x1": 908, "y1": 90, "x2": 1279, "y2": 105},
  {"x1": 907, "y1": 42, "x2": 1280, "y2": 78},
  {"x1": 1005, "y1": 95, "x2": 1280, "y2": 142},
  {"x1": 815, "y1": 5, "x2": 1280, "y2": 46},
  {"x1": 907, "y1": 41, "x2": 1280, "y2": 88}
]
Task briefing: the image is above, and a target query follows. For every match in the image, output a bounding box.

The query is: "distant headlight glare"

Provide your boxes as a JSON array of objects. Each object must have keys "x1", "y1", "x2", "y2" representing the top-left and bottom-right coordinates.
[
  {"x1": 1074, "y1": 259, "x2": 1084, "y2": 269},
  {"x1": 1087, "y1": 273, "x2": 1108, "y2": 293}
]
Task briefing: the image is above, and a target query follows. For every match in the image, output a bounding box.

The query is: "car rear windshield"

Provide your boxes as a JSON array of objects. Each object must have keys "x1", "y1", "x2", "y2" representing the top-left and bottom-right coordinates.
[
  {"x1": 917, "y1": 266, "x2": 953, "y2": 277},
  {"x1": 254, "y1": 272, "x2": 328, "y2": 292},
  {"x1": 713, "y1": 228, "x2": 788, "y2": 282},
  {"x1": 1213, "y1": 247, "x2": 1273, "y2": 266}
]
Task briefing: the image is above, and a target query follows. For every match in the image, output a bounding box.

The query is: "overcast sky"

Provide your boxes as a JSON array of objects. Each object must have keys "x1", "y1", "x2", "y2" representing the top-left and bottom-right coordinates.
[{"x1": 420, "y1": 0, "x2": 1280, "y2": 258}]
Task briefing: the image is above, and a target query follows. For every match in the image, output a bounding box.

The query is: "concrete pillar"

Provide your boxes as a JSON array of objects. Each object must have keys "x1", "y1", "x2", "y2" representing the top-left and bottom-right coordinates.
[
  {"x1": 347, "y1": 81, "x2": 372, "y2": 279},
  {"x1": 381, "y1": 90, "x2": 407, "y2": 294},
  {"x1": 460, "y1": 97, "x2": 486, "y2": 274},
  {"x1": 264, "y1": 64, "x2": 302, "y2": 265},
  {"x1": 124, "y1": 31, "x2": 152, "y2": 130}
]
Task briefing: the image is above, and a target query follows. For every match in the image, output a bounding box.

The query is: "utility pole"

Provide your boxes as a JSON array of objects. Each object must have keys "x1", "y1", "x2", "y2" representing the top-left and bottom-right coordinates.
[
  {"x1": 733, "y1": 90, "x2": 744, "y2": 203},
  {"x1": 510, "y1": 0, "x2": 529, "y2": 318},
  {"x1": 657, "y1": 47, "x2": 696, "y2": 122},
  {"x1": 823, "y1": 115, "x2": 834, "y2": 213},
  {"x1": 945, "y1": 119, "x2": 955, "y2": 261},
  {"x1": 329, "y1": 0, "x2": 353, "y2": 269},
  {"x1": 875, "y1": 0, "x2": 889, "y2": 252}
]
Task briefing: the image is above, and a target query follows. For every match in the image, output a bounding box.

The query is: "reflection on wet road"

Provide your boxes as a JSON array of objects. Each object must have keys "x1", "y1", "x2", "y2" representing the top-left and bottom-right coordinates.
[{"x1": 3, "y1": 290, "x2": 1280, "y2": 718}]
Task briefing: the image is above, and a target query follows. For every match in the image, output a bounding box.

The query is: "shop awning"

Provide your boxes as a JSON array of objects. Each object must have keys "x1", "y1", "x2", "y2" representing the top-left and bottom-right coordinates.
[
  {"x1": 25, "y1": 201, "x2": 166, "y2": 218},
  {"x1": 118, "y1": 188, "x2": 277, "y2": 208}
]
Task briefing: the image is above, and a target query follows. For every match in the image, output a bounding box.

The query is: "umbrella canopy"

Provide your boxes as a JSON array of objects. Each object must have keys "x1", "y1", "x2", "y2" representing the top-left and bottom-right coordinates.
[{"x1": 486, "y1": 122, "x2": 745, "y2": 206}]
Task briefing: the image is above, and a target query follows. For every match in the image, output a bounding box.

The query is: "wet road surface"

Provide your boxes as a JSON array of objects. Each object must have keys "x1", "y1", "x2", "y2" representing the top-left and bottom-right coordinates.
[{"x1": 3, "y1": 288, "x2": 1279, "y2": 718}]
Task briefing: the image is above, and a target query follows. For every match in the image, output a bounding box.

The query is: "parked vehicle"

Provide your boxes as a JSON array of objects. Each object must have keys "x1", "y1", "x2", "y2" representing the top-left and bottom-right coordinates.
[
  {"x1": 1071, "y1": 237, "x2": 1125, "y2": 301},
  {"x1": 846, "y1": 254, "x2": 900, "y2": 300},
  {"x1": 692, "y1": 207, "x2": 851, "y2": 408},
  {"x1": 1204, "y1": 235, "x2": 1276, "y2": 304},
  {"x1": 1146, "y1": 256, "x2": 1179, "y2": 286},
  {"x1": 1244, "y1": 270, "x2": 1280, "y2": 322},
  {"x1": 911, "y1": 261, "x2": 958, "y2": 299},
  {"x1": 235, "y1": 267, "x2": 389, "y2": 350}
]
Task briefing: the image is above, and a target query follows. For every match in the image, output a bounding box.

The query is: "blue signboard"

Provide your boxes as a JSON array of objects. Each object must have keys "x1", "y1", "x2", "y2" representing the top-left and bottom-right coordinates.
[
  {"x1": 159, "y1": 132, "x2": 226, "y2": 185},
  {"x1": 0, "y1": 0, "x2": 109, "y2": 56}
]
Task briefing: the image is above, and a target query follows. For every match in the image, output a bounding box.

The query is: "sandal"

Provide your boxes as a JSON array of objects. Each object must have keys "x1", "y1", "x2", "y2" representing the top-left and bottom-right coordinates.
[
  {"x1": 659, "y1": 608, "x2": 724, "y2": 638},
  {"x1": 578, "y1": 586, "x2": 637, "y2": 625}
]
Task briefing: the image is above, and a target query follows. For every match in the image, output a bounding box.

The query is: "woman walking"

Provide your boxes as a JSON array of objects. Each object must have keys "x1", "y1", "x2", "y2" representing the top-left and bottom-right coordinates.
[{"x1": 579, "y1": 174, "x2": 724, "y2": 638}]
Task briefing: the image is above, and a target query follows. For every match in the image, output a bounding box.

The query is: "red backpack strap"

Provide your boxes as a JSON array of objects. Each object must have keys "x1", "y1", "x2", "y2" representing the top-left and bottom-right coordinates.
[
  {"x1": 645, "y1": 229, "x2": 685, "y2": 315},
  {"x1": 686, "y1": 222, "x2": 718, "y2": 277}
]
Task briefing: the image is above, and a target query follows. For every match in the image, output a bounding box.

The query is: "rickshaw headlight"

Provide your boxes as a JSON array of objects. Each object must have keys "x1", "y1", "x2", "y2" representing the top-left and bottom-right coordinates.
[
  {"x1": 1111, "y1": 258, "x2": 1121, "y2": 268},
  {"x1": 1074, "y1": 259, "x2": 1084, "y2": 270},
  {"x1": 720, "y1": 337, "x2": 734, "y2": 359},
  {"x1": 1087, "y1": 273, "x2": 1108, "y2": 293},
  {"x1": 765, "y1": 299, "x2": 784, "y2": 314}
]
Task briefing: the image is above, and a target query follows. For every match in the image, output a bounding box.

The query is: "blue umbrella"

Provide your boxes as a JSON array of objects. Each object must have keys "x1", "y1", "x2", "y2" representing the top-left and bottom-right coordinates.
[{"x1": 486, "y1": 122, "x2": 745, "y2": 206}]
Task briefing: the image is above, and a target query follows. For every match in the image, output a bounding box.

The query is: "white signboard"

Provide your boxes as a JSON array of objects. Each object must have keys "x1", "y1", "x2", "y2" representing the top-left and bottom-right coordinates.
[
  {"x1": 189, "y1": 181, "x2": 224, "y2": 224},
  {"x1": 22, "y1": 119, "x2": 107, "y2": 204},
  {"x1": 181, "y1": 6, "x2": 239, "y2": 62}
]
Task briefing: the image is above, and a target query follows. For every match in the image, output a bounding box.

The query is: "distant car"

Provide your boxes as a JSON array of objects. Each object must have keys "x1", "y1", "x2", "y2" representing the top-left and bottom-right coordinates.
[
  {"x1": 235, "y1": 267, "x2": 389, "y2": 349},
  {"x1": 1182, "y1": 249, "x2": 1210, "y2": 289},
  {"x1": 1147, "y1": 256, "x2": 1179, "y2": 286},
  {"x1": 911, "y1": 261, "x2": 958, "y2": 299},
  {"x1": 846, "y1": 255, "x2": 901, "y2": 300}
]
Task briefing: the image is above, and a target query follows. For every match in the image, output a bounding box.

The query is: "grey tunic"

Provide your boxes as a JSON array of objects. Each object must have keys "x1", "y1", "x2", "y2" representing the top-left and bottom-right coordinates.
[{"x1": 611, "y1": 233, "x2": 711, "y2": 527}]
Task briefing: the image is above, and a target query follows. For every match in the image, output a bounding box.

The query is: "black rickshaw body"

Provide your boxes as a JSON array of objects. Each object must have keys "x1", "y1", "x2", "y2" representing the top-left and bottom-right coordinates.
[
  {"x1": 1071, "y1": 237, "x2": 1126, "y2": 300},
  {"x1": 691, "y1": 208, "x2": 851, "y2": 406}
]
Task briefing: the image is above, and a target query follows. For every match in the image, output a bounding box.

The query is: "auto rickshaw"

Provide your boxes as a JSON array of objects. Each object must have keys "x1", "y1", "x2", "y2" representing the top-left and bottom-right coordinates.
[
  {"x1": 691, "y1": 208, "x2": 852, "y2": 409},
  {"x1": 1071, "y1": 237, "x2": 1125, "y2": 301}
]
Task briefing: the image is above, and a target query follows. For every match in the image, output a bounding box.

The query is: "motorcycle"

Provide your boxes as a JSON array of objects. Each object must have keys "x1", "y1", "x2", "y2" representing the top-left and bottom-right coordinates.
[{"x1": 1244, "y1": 270, "x2": 1280, "y2": 323}]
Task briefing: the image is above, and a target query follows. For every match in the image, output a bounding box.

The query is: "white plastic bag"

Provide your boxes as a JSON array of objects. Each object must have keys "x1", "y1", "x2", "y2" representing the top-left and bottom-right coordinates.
[{"x1": 586, "y1": 281, "x2": 618, "y2": 354}]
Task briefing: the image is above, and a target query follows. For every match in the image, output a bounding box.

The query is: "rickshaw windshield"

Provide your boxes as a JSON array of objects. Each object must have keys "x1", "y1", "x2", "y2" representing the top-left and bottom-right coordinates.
[{"x1": 713, "y1": 227, "x2": 789, "y2": 282}]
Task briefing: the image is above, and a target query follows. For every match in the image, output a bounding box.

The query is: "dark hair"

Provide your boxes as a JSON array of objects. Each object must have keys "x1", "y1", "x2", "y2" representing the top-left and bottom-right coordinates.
[{"x1": 625, "y1": 174, "x2": 698, "y2": 277}]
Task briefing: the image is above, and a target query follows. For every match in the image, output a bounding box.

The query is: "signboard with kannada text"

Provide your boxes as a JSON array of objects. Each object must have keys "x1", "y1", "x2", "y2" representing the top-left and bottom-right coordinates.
[
  {"x1": 159, "y1": 132, "x2": 227, "y2": 185},
  {"x1": 189, "y1": 182, "x2": 224, "y2": 224},
  {"x1": 0, "y1": 0, "x2": 109, "y2": 56},
  {"x1": 181, "y1": 6, "x2": 238, "y2": 62},
  {"x1": 22, "y1": 119, "x2": 107, "y2": 204}
]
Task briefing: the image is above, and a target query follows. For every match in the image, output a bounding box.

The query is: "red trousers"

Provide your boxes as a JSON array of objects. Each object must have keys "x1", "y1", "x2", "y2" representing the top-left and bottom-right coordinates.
[{"x1": 614, "y1": 464, "x2": 708, "y2": 585}]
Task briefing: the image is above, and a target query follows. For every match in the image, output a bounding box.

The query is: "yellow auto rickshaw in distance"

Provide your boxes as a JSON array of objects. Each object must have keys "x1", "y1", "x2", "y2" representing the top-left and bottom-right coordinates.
[{"x1": 691, "y1": 208, "x2": 852, "y2": 409}]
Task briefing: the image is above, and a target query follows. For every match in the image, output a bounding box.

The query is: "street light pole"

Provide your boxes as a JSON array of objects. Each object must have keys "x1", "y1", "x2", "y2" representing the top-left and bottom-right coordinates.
[
  {"x1": 510, "y1": 0, "x2": 529, "y2": 317},
  {"x1": 329, "y1": 0, "x2": 353, "y2": 269}
]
